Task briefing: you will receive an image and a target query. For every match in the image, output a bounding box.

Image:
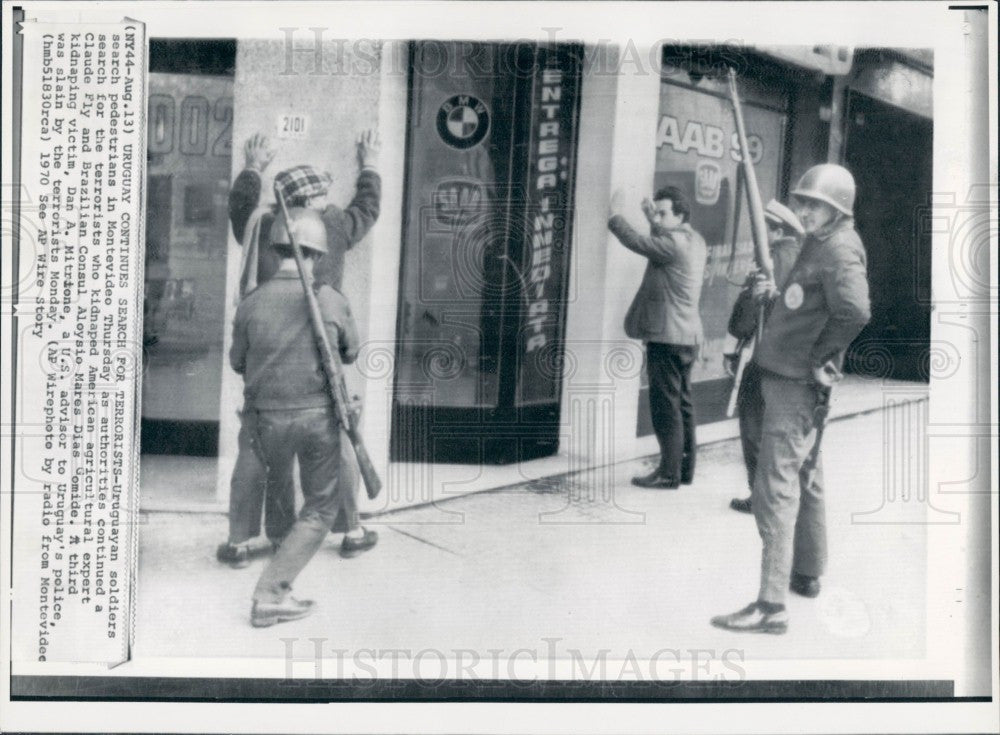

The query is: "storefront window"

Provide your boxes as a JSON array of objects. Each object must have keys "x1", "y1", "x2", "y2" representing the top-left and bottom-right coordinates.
[
  {"x1": 392, "y1": 42, "x2": 582, "y2": 463},
  {"x1": 639, "y1": 66, "x2": 788, "y2": 433},
  {"x1": 394, "y1": 43, "x2": 511, "y2": 409},
  {"x1": 142, "y1": 71, "x2": 233, "y2": 450}
]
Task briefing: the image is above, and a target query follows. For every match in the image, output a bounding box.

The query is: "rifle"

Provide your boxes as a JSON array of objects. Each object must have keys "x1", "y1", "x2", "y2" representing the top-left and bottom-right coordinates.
[
  {"x1": 725, "y1": 67, "x2": 775, "y2": 418},
  {"x1": 274, "y1": 186, "x2": 383, "y2": 499}
]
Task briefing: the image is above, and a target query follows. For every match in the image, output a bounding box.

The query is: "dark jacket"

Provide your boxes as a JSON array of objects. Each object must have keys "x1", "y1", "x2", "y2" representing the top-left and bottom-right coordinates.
[
  {"x1": 727, "y1": 235, "x2": 802, "y2": 340},
  {"x1": 230, "y1": 271, "x2": 360, "y2": 411},
  {"x1": 754, "y1": 218, "x2": 871, "y2": 380},
  {"x1": 228, "y1": 167, "x2": 381, "y2": 290},
  {"x1": 609, "y1": 216, "x2": 707, "y2": 346}
]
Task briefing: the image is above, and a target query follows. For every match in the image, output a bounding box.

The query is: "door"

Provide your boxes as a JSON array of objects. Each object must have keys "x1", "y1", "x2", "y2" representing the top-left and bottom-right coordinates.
[
  {"x1": 844, "y1": 91, "x2": 932, "y2": 381},
  {"x1": 391, "y1": 42, "x2": 583, "y2": 464}
]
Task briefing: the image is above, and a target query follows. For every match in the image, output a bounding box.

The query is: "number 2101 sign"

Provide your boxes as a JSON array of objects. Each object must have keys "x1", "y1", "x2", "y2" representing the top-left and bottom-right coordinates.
[{"x1": 277, "y1": 113, "x2": 310, "y2": 139}]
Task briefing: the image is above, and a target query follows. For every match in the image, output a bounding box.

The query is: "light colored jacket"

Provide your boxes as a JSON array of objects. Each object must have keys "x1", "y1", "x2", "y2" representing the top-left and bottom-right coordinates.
[{"x1": 609, "y1": 216, "x2": 707, "y2": 346}]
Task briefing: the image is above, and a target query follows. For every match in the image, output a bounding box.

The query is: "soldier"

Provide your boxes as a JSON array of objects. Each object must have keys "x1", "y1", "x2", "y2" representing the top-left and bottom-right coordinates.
[
  {"x1": 609, "y1": 186, "x2": 707, "y2": 488},
  {"x1": 231, "y1": 207, "x2": 360, "y2": 627},
  {"x1": 216, "y1": 130, "x2": 381, "y2": 568},
  {"x1": 725, "y1": 200, "x2": 805, "y2": 514},
  {"x1": 712, "y1": 164, "x2": 870, "y2": 634}
]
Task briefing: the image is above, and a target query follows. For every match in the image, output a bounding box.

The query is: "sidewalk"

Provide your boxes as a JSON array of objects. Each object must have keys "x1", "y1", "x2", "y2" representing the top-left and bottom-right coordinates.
[{"x1": 133, "y1": 404, "x2": 928, "y2": 664}]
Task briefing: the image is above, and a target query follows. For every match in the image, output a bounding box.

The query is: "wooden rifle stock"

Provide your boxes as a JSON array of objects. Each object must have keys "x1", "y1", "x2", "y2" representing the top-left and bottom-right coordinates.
[
  {"x1": 725, "y1": 68, "x2": 775, "y2": 418},
  {"x1": 274, "y1": 187, "x2": 383, "y2": 499}
]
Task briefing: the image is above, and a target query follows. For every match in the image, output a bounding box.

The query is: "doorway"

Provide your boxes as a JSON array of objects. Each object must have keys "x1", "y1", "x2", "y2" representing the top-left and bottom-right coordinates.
[
  {"x1": 844, "y1": 91, "x2": 933, "y2": 381},
  {"x1": 141, "y1": 39, "x2": 236, "y2": 458},
  {"x1": 391, "y1": 42, "x2": 583, "y2": 464}
]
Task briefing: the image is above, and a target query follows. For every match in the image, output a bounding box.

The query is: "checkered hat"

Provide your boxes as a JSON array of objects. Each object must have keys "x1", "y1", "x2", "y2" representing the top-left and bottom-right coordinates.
[{"x1": 273, "y1": 165, "x2": 332, "y2": 203}]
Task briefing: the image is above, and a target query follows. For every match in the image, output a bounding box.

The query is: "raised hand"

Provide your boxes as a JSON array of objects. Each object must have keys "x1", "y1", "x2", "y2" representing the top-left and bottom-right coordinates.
[
  {"x1": 244, "y1": 133, "x2": 276, "y2": 173},
  {"x1": 357, "y1": 128, "x2": 382, "y2": 169}
]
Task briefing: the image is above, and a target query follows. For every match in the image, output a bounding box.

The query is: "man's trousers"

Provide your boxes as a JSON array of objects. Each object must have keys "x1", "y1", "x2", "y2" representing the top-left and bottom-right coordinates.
[
  {"x1": 646, "y1": 342, "x2": 697, "y2": 480},
  {"x1": 228, "y1": 410, "x2": 294, "y2": 545},
  {"x1": 752, "y1": 372, "x2": 828, "y2": 604},
  {"x1": 253, "y1": 406, "x2": 343, "y2": 603},
  {"x1": 228, "y1": 411, "x2": 359, "y2": 546}
]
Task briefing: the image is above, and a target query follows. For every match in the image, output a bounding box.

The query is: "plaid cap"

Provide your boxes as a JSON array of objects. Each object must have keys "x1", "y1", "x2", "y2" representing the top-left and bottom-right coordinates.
[{"x1": 273, "y1": 165, "x2": 332, "y2": 203}]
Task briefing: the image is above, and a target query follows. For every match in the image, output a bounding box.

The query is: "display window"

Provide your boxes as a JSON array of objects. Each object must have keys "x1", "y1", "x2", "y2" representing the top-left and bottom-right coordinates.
[
  {"x1": 142, "y1": 50, "x2": 234, "y2": 455},
  {"x1": 391, "y1": 41, "x2": 582, "y2": 463},
  {"x1": 639, "y1": 65, "x2": 789, "y2": 433}
]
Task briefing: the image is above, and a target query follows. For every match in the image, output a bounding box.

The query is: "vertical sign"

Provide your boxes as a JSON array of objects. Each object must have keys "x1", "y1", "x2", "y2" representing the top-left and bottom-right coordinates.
[
  {"x1": 11, "y1": 19, "x2": 146, "y2": 664},
  {"x1": 517, "y1": 45, "x2": 581, "y2": 405}
]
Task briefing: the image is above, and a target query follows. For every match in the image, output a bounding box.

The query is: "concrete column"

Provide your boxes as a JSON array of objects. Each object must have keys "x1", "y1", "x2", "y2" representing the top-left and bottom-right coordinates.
[
  {"x1": 596, "y1": 41, "x2": 666, "y2": 465},
  {"x1": 357, "y1": 41, "x2": 408, "y2": 513}
]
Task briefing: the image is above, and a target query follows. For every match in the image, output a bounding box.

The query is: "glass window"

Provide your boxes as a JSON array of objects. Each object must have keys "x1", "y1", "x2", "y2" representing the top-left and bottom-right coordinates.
[
  {"x1": 394, "y1": 43, "x2": 515, "y2": 408},
  {"x1": 142, "y1": 72, "x2": 233, "y2": 430}
]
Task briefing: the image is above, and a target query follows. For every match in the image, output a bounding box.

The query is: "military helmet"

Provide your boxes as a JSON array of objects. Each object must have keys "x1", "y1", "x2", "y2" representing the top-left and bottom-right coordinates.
[
  {"x1": 791, "y1": 163, "x2": 856, "y2": 216},
  {"x1": 764, "y1": 199, "x2": 805, "y2": 236},
  {"x1": 269, "y1": 207, "x2": 328, "y2": 254}
]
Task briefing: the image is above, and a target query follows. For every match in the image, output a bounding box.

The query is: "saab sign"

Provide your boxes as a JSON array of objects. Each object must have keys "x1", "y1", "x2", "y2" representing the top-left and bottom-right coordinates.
[{"x1": 656, "y1": 115, "x2": 763, "y2": 165}]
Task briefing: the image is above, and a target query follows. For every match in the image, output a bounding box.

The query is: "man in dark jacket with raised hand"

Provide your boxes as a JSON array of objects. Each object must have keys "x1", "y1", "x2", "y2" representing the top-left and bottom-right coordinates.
[
  {"x1": 712, "y1": 164, "x2": 871, "y2": 635},
  {"x1": 608, "y1": 186, "x2": 707, "y2": 489}
]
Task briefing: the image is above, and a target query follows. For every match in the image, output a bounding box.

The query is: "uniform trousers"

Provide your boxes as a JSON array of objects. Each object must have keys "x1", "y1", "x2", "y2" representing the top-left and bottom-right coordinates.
[
  {"x1": 646, "y1": 342, "x2": 697, "y2": 479},
  {"x1": 736, "y1": 361, "x2": 764, "y2": 492},
  {"x1": 228, "y1": 411, "x2": 359, "y2": 546},
  {"x1": 252, "y1": 406, "x2": 344, "y2": 603},
  {"x1": 752, "y1": 372, "x2": 828, "y2": 604}
]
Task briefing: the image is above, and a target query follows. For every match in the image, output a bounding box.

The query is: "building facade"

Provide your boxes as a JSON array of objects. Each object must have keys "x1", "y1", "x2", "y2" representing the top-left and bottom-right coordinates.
[{"x1": 139, "y1": 40, "x2": 933, "y2": 514}]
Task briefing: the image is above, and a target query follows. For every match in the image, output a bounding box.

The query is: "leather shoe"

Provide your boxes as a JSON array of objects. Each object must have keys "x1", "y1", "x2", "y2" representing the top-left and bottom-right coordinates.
[
  {"x1": 340, "y1": 527, "x2": 378, "y2": 558},
  {"x1": 681, "y1": 458, "x2": 694, "y2": 485},
  {"x1": 251, "y1": 596, "x2": 315, "y2": 628},
  {"x1": 790, "y1": 573, "x2": 821, "y2": 598},
  {"x1": 631, "y1": 469, "x2": 680, "y2": 489},
  {"x1": 729, "y1": 497, "x2": 752, "y2": 514},
  {"x1": 216, "y1": 543, "x2": 251, "y2": 569},
  {"x1": 711, "y1": 602, "x2": 788, "y2": 635}
]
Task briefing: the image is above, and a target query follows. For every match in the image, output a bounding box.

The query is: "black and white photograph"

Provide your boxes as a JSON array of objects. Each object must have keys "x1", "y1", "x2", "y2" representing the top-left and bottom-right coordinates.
[{"x1": 1, "y1": 1, "x2": 996, "y2": 733}]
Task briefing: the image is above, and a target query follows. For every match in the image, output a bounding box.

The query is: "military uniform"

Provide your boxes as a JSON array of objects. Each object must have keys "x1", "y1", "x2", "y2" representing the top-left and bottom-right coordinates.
[
  {"x1": 728, "y1": 234, "x2": 802, "y2": 494},
  {"x1": 230, "y1": 263, "x2": 360, "y2": 611},
  {"x1": 750, "y1": 215, "x2": 870, "y2": 604}
]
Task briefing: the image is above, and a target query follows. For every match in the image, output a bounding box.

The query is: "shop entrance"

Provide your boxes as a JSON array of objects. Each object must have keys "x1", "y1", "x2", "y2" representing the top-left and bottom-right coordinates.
[
  {"x1": 844, "y1": 91, "x2": 932, "y2": 380},
  {"x1": 391, "y1": 42, "x2": 583, "y2": 464},
  {"x1": 638, "y1": 58, "x2": 791, "y2": 436},
  {"x1": 141, "y1": 40, "x2": 236, "y2": 458}
]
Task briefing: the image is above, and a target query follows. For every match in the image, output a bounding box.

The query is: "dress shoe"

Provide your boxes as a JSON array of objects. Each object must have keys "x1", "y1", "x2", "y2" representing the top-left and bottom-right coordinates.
[
  {"x1": 340, "y1": 527, "x2": 379, "y2": 559},
  {"x1": 711, "y1": 602, "x2": 788, "y2": 635},
  {"x1": 216, "y1": 542, "x2": 251, "y2": 569},
  {"x1": 681, "y1": 457, "x2": 694, "y2": 485},
  {"x1": 790, "y1": 573, "x2": 821, "y2": 598},
  {"x1": 250, "y1": 596, "x2": 315, "y2": 627},
  {"x1": 729, "y1": 497, "x2": 752, "y2": 514},
  {"x1": 631, "y1": 469, "x2": 680, "y2": 489}
]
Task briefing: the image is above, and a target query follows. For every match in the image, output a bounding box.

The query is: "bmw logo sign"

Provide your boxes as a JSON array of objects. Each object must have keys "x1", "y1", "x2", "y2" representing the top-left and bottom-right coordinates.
[{"x1": 437, "y1": 95, "x2": 490, "y2": 150}]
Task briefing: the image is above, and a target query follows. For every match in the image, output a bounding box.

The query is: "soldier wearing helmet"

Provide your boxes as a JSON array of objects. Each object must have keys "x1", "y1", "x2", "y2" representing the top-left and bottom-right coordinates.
[
  {"x1": 725, "y1": 199, "x2": 805, "y2": 516},
  {"x1": 217, "y1": 131, "x2": 381, "y2": 570},
  {"x1": 713, "y1": 164, "x2": 871, "y2": 635},
  {"x1": 230, "y1": 207, "x2": 362, "y2": 627}
]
